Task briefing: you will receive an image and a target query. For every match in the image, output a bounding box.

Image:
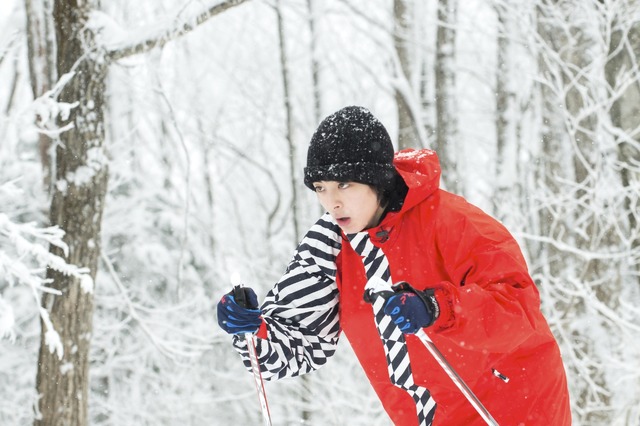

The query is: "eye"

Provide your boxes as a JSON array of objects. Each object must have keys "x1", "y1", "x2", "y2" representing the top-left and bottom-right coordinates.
[
  {"x1": 338, "y1": 182, "x2": 350, "y2": 189},
  {"x1": 313, "y1": 185, "x2": 324, "y2": 193}
]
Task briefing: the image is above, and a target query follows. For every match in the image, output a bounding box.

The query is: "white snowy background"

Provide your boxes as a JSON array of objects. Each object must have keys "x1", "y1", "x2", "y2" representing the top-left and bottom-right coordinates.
[{"x1": 1, "y1": 0, "x2": 639, "y2": 425}]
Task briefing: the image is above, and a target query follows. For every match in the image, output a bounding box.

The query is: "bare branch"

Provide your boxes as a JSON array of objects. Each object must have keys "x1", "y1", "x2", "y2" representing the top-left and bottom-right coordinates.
[{"x1": 107, "y1": 0, "x2": 251, "y2": 62}]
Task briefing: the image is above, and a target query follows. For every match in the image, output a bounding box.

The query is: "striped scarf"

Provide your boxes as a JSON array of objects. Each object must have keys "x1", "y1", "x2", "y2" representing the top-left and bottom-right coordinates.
[{"x1": 348, "y1": 231, "x2": 437, "y2": 426}]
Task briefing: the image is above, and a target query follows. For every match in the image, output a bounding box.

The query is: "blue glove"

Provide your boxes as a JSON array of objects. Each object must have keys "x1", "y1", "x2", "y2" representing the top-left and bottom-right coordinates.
[
  {"x1": 217, "y1": 287, "x2": 262, "y2": 335},
  {"x1": 382, "y1": 282, "x2": 439, "y2": 334}
]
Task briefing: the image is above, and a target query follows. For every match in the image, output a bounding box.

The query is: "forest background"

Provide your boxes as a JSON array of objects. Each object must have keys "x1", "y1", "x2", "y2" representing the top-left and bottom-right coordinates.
[{"x1": 1, "y1": 0, "x2": 639, "y2": 425}]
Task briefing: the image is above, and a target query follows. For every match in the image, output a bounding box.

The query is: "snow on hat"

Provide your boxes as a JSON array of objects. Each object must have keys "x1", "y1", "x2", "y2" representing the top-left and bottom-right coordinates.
[{"x1": 303, "y1": 106, "x2": 396, "y2": 190}]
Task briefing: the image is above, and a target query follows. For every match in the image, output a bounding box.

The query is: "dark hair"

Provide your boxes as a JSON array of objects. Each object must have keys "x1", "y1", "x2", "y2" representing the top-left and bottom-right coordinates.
[{"x1": 372, "y1": 173, "x2": 408, "y2": 213}]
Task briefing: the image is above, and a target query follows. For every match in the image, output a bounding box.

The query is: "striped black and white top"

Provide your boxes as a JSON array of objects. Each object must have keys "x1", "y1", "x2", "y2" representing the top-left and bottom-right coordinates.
[{"x1": 232, "y1": 213, "x2": 343, "y2": 380}]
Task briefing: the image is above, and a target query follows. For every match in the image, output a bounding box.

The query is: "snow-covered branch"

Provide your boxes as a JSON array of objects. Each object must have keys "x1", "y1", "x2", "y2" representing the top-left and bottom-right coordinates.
[
  {"x1": 0, "y1": 180, "x2": 92, "y2": 350},
  {"x1": 100, "y1": 251, "x2": 212, "y2": 360},
  {"x1": 90, "y1": 0, "x2": 251, "y2": 62}
]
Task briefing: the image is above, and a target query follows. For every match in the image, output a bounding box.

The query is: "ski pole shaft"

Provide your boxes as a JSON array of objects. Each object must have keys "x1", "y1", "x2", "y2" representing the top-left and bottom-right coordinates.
[
  {"x1": 415, "y1": 330, "x2": 499, "y2": 426},
  {"x1": 364, "y1": 277, "x2": 498, "y2": 426},
  {"x1": 232, "y1": 284, "x2": 272, "y2": 426},
  {"x1": 244, "y1": 332, "x2": 272, "y2": 426}
]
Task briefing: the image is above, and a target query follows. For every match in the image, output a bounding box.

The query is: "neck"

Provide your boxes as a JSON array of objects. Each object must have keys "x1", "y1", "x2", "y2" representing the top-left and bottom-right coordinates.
[{"x1": 367, "y1": 204, "x2": 387, "y2": 229}]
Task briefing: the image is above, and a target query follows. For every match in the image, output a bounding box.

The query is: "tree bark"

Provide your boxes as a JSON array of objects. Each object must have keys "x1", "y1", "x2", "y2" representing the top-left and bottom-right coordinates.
[
  {"x1": 534, "y1": 2, "x2": 625, "y2": 421},
  {"x1": 35, "y1": 1, "x2": 108, "y2": 425},
  {"x1": 276, "y1": 0, "x2": 309, "y2": 419},
  {"x1": 394, "y1": 0, "x2": 417, "y2": 149},
  {"x1": 276, "y1": 0, "x2": 300, "y2": 242},
  {"x1": 492, "y1": 3, "x2": 520, "y2": 220},
  {"x1": 494, "y1": 4, "x2": 509, "y2": 196},
  {"x1": 605, "y1": 9, "x2": 640, "y2": 286},
  {"x1": 434, "y1": 0, "x2": 461, "y2": 193},
  {"x1": 24, "y1": 0, "x2": 57, "y2": 189},
  {"x1": 307, "y1": 0, "x2": 322, "y2": 125},
  {"x1": 26, "y1": 0, "x2": 252, "y2": 424}
]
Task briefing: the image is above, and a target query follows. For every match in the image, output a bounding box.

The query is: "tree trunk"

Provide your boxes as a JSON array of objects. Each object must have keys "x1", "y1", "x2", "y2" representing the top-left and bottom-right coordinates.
[
  {"x1": 605, "y1": 12, "x2": 640, "y2": 285},
  {"x1": 28, "y1": 1, "x2": 250, "y2": 424},
  {"x1": 534, "y1": 2, "x2": 625, "y2": 422},
  {"x1": 35, "y1": 1, "x2": 108, "y2": 425},
  {"x1": 276, "y1": 0, "x2": 300, "y2": 242},
  {"x1": 276, "y1": 1, "x2": 310, "y2": 419},
  {"x1": 307, "y1": 0, "x2": 322, "y2": 125},
  {"x1": 394, "y1": 0, "x2": 417, "y2": 149},
  {"x1": 417, "y1": 0, "x2": 435, "y2": 150},
  {"x1": 535, "y1": 0, "x2": 581, "y2": 267},
  {"x1": 492, "y1": 3, "x2": 517, "y2": 219},
  {"x1": 24, "y1": 0, "x2": 57, "y2": 189},
  {"x1": 434, "y1": 0, "x2": 461, "y2": 193}
]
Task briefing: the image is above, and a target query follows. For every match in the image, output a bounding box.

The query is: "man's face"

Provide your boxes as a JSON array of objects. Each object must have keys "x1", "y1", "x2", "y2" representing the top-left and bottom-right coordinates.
[{"x1": 312, "y1": 181, "x2": 384, "y2": 234}]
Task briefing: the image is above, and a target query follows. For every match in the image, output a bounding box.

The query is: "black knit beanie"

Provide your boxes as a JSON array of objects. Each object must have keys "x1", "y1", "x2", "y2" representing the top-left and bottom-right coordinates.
[{"x1": 303, "y1": 106, "x2": 397, "y2": 190}]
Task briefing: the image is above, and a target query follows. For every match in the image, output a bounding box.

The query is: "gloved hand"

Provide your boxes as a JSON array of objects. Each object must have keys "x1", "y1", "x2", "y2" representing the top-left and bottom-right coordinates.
[
  {"x1": 217, "y1": 286, "x2": 262, "y2": 335},
  {"x1": 382, "y1": 282, "x2": 439, "y2": 334}
]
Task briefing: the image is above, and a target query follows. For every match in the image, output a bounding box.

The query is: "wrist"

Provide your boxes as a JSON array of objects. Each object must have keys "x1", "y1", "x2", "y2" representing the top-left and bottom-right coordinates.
[
  {"x1": 390, "y1": 281, "x2": 440, "y2": 328},
  {"x1": 414, "y1": 288, "x2": 439, "y2": 327}
]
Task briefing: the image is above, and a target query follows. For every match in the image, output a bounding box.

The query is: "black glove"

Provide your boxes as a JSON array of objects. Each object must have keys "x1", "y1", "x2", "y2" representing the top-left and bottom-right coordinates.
[
  {"x1": 378, "y1": 282, "x2": 440, "y2": 334},
  {"x1": 217, "y1": 286, "x2": 262, "y2": 335}
]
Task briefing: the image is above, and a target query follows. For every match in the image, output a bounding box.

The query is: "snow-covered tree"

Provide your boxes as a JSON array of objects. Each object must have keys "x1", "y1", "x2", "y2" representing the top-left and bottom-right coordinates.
[{"x1": 1, "y1": 0, "x2": 640, "y2": 425}]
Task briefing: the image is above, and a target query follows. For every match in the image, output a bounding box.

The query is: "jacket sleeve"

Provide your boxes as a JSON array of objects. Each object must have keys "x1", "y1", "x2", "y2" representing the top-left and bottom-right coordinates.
[
  {"x1": 429, "y1": 194, "x2": 547, "y2": 353},
  {"x1": 231, "y1": 213, "x2": 343, "y2": 380}
]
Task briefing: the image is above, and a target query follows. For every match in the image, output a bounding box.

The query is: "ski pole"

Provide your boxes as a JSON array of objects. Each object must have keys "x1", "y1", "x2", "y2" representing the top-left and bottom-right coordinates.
[
  {"x1": 244, "y1": 331, "x2": 272, "y2": 426},
  {"x1": 414, "y1": 330, "x2": 498, "y2": 426},
  {"x1": 364, "y1": 278, "x2": 499, "y2": 426},
  {"x1": 232, "y1": 283, "x2": 273, "y2": 426}
]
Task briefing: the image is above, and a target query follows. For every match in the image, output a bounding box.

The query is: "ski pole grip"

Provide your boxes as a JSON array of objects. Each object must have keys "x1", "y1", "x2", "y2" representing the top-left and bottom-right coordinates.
[
  {"x1": 231, "y1": 285, "x2": 255, "y2": 342},
  {"x1": 363, "y1": 277, "x2": 395, "y2": 305},
  {"x1": 232, "y1": 285, "x2": 249, "y2": 308}
]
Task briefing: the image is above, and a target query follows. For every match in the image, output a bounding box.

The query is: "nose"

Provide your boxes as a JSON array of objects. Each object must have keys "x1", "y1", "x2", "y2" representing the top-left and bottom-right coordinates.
[{"x1": 329, "y1": 192, "x2": 342, "y2": 211}]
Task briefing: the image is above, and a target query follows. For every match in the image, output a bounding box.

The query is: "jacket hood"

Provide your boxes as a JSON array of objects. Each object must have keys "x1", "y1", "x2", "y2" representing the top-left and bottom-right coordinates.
[{"x1": 393, "y1": 148, "x2": 441, "y2": 213}]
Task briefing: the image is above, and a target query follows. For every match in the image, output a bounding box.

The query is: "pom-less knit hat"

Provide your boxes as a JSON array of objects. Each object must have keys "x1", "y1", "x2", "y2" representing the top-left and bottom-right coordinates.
[{"x1": 303, "y1": 106, "x2": 397, "y2": 190}]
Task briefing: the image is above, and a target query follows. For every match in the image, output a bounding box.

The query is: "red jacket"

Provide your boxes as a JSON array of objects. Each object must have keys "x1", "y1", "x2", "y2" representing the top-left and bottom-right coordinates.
[
  {"x1": 234, "y1": 149, "x2": 571, "y2": 425},
  {"x1": 336, "y1": 149, "x2": 571, "y2": 425}
]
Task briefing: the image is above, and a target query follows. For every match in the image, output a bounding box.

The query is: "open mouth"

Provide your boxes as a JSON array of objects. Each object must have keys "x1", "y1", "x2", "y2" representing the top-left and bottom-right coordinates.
[{"x1": 336, "y1": 217, "x2": 351, "y2": 227}]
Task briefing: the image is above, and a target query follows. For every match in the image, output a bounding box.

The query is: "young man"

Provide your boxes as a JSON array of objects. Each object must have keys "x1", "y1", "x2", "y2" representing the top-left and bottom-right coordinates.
[{"x1": 217, "y1": 106, "x2": 572, "y2": 425}]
